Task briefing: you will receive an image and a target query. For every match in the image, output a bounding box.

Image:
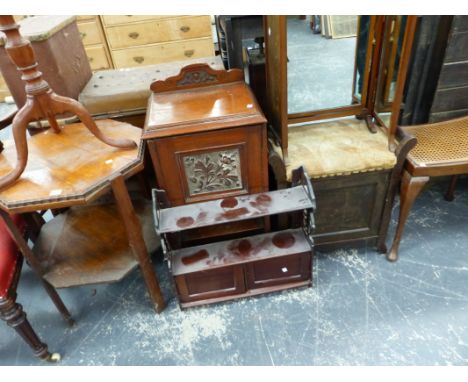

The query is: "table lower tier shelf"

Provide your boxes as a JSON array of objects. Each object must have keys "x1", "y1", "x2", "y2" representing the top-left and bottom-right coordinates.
[
  {"x1": 170, "y1": 228, "x2": 313, "y2": 307},
  {"x1": 33, "y1": 200, "x2": 159, "y2": 288}
]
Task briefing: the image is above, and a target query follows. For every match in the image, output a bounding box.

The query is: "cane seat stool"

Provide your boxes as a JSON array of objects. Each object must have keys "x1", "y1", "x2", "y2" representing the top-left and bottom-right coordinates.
[
  {"x1": 78, "y1": 56, "x2": 223, "y2": 128},
  {"x1": 387, "y1": 115, "x2": 468, "y2": 261},
  {"x1": 0, "y1": 214, "x2": 62, "y2": 362}
]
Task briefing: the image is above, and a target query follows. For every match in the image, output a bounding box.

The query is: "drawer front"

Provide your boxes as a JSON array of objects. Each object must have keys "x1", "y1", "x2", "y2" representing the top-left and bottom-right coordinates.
[
  {"x1": 76, "y1": 15, "x2": 96, "y2": 21},
  {"x1": 0, "y1": 74, "x2": 11, "y2": 100},
  {"x1": 101, "y1": 15, "x2": 176, "y2": 26},
  {"x1": 85, "y1": 45, "x2": 111, "y2": 70},
  {"x1": 175, "y1": 265, "x2": 245, "y2": 303},
  {"x1": 111, "y1": 38, "x2": 214, "y2": 68},
  {"x1": 245, "y1": 252, "x2": 312, "y2": 290},
  {"x1": 106, "y1": 16, "x2": 212, "y2": 49},
  {"x1": 77, "y1": 20, "x2": 103, "y2": 46}
]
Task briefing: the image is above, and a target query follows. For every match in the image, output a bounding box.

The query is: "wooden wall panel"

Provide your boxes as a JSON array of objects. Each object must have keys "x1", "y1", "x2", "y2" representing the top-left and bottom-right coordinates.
[{"x1": 430, "y1": 16, "x2": 468, "y2": 122}]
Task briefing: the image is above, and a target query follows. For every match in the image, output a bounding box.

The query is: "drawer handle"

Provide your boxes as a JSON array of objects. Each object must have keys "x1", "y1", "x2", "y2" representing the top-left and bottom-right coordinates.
[
  {"x1": 80, "y1": 32, "x2": 87, "y2": 40},
  {"x1": 128, "y1": 32, "x2": 139, "y2": 39},
  {"x1": 184, "y1": 49, "x2": 195, "y2": 58},
  {"x1": 281, "y1": 267, "x2": 288, "y2": 273},
  {"x1": 88, "y1": 57, "x2": 94, "y2": 62},
  {"x1": 133, "y1": 56, "x2": 145, "y2": 64},
  {"x1": 180, "y1": 25, "x2": 190, "y2": 33}
]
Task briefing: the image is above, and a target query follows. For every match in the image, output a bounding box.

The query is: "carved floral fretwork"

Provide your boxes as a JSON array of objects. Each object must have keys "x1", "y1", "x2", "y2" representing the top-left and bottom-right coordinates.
[
  {"x1": 176, "y1": 70, "x2": 217, "y2": 87},
  {"x1": 183, "y1": 149, "x2": 243, "y2": 196}
]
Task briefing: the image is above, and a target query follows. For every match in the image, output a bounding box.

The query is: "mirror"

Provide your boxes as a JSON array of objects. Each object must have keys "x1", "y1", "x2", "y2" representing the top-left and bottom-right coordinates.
[
  {"x1": 374, "y1": 16, "x2": 409, "y2": 128},
  {"x1": 352, "y1": 16, "x2": 372, "y2": 103},
  {"x1": 287, "y1": 15, "x2": 363, "y2": 114}
]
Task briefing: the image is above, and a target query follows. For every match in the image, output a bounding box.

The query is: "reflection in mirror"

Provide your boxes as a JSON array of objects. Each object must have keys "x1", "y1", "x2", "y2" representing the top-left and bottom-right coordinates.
[
  {"x1": 287, "y1": 15, "x2": 360, "y2": 114},
  {"x1": 375, "y1": 16, "x2": 408, "y2": 128},
  {"x1": 352, "y1": 16, "x2": 371, "y2": 102}
]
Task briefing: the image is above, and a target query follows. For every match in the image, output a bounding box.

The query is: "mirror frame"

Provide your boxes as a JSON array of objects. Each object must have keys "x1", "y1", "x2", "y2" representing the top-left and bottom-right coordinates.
[{"x1": 264, "y1": 15, "x2": 418, "y2": 157}]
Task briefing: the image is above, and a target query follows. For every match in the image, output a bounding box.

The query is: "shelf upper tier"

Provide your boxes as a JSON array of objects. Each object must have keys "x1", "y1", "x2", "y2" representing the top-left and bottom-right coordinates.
[{"x1": 154, "y1": 185, "x2": 315, "y2": 234}]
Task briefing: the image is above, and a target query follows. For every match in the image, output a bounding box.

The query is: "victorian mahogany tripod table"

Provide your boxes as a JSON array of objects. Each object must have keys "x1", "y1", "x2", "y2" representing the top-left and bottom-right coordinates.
[
  {"x1": 0, "y1": 119, "x2": 166, "y2": 315},
  {"x1": 0, "y1": 15, "x2": 165, "y2": 318}
]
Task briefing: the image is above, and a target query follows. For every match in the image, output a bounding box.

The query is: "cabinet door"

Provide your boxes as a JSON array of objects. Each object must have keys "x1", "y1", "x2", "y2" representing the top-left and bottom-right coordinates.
[
  {"x1": 175, "y1": 265, "x2": 245, "y2": 303},
  {"x1": 245, "y1": 252, "x2": 311, "y2": 290},
  {"x1": 148, "y1": 125, "x2": 267, "y2": 206}
]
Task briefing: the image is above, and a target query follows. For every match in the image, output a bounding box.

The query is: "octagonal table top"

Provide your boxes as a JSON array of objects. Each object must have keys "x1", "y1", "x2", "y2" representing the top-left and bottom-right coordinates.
[{"x1": 0, "y1": 119, "x2": 143, "y2": 213}]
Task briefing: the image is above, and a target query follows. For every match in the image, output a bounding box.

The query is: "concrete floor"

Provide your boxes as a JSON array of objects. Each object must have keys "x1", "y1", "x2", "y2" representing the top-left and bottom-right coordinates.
[
  {"x1": 1, "y1": 176, "x2": 467, "y2": 365},
  {"x1": 0, "y1": 27, "x2": 467, "y2": 365}
]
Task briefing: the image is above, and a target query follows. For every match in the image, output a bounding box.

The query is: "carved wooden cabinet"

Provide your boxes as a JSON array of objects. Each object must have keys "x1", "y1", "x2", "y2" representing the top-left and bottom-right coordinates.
[
  {"x1": 143, "y1": 64, "x2": 268, "y2": 206},
  {"x1": 143, "y1": 64, "x2": 268, "y2": 242}
]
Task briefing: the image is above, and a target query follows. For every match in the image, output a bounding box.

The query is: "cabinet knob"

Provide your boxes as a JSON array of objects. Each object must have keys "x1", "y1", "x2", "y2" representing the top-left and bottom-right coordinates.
[
  {"x1": 128, "y1": 32, "x2": 139, "y2": 39},
  {"x1": 80, "y1": 32, "x2": 87, "y2": 40},
  {"x1": 180, "y1": 25, "x2": 190, "y2": 33},
  {"x1": 133, "y1": 56, "x2": 145, "y2": 64},
  {"x1": 88, "y1": 57, "x2": 94, "y2": 62},
  {"x1": 184, "y1": 49, "x2": 195, "y2": 58}
]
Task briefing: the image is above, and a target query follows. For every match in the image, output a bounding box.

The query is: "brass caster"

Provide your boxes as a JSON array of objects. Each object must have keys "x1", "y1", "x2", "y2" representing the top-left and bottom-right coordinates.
[
  {"x1": 386, "y1": 249, "x2": 399, "y2": 262},
  {"x1": 45, "y1": 352, "x2": 61, "y2": 362}
]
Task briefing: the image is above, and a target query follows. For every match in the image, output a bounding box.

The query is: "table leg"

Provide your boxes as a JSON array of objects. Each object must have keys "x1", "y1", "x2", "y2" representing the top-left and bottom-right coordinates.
[
  {"x1": 0, "y1": 294, "x2": 60, "y2": 362},
  {"x1": 111, "y1": 175, "x2": 166, "y2": 313},
  {"x1": 444, "y1": 175, "x2": 458, "y2": 202},
  {"x1": 0, "y1": 210, "x2": 74, "y2": 325},
  {"x1": 387, "y1": 171, "x2": 429, "y2": 262}
]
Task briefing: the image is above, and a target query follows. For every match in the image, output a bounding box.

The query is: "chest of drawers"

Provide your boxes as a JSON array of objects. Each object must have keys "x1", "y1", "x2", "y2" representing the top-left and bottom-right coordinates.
[
  {"x1": 101, "y1": 15, "x2": 215, "y2": 69},
  {"x1": 76, "y1": 16, "x2": 113, "y2": 70},
  {"x1": 0, "y1": 73, "x2": 9, "y2": 102}
]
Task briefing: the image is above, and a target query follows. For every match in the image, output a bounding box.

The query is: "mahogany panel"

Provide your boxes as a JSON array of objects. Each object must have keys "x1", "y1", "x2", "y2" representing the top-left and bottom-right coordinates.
[
  {"x1": 144, "y1": 82, "x2": 266, "y2": 139},
  {"x1": 245, "y1": 252, "x2": 311, "y2": 290},
  {"x1": 175, "y1": 265, "x2": 246, "y2": 303}
]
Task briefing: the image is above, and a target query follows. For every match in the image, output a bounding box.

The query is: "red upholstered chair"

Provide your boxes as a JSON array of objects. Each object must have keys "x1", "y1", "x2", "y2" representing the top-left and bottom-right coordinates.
[{"x1": 0, "y1": 214, "x2": 61, "y2": 362}]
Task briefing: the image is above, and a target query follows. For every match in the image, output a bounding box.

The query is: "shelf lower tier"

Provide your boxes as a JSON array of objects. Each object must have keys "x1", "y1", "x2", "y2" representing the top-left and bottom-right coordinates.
[
  {"x1": 171, "y1": 228, "x2": 311, "y2": 276},
  {"x1": 33, "y1": 200, "x2": 159, "y2": 288},
  {"x1": 170, "y1": 228, "x2": 313, "y2": 307}
]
